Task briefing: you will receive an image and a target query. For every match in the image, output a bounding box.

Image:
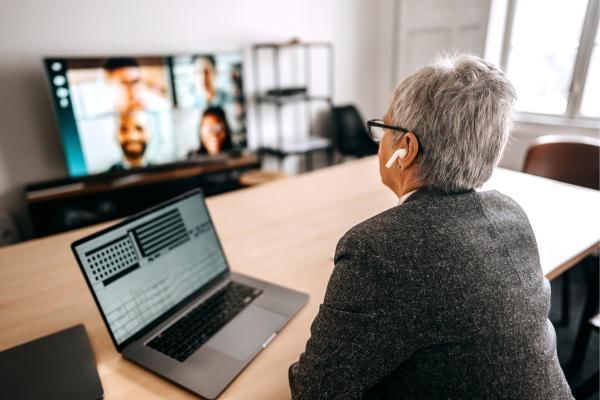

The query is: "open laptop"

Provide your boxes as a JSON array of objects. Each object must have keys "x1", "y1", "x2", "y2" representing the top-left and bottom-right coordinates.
[{"x1": 71, "y1": 189, "x2": 308, "y2": 399}]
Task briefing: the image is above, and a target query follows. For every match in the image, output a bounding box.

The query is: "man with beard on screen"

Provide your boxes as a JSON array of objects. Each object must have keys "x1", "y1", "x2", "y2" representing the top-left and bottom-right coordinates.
[{"x1": 109, "y1": 111, "x2": 152, "y2": 171}]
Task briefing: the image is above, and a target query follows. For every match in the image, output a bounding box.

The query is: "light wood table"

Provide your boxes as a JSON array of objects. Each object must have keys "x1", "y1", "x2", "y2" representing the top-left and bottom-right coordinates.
[
  {"x1": 481, "y1": 167, "x2": 599, "y2": 279},
  {"x1": 1, "y1": 157, "x2": 598, "y2": 399}
]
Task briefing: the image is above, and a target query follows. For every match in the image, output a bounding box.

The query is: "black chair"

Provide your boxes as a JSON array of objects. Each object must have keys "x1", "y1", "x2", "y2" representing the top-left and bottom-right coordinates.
[{"x1": 330, "y1": 105, "x2": 378, "y2": 158}]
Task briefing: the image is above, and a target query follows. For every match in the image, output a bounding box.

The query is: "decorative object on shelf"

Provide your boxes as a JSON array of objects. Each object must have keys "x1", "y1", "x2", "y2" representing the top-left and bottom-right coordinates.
[{"x1": 265, "y1": 87, "x2": 307, "y2": 97}]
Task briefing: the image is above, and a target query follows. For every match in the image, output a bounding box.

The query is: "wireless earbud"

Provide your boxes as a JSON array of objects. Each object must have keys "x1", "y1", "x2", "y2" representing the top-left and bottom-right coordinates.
[{"x1": 385, "y1": 148, "x2": 408, "y2": 169}]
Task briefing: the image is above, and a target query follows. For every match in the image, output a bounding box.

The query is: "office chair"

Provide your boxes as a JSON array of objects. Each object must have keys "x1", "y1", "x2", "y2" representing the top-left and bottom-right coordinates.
[
  {"x1": 522, "y1": 135, "x2": 600, "y2": 328},
  {"x1": 522, "y1": 134, "x2": 599, "y2": 190},
  {"x1": 330, "y1": 105, "x2": 378, "y2": 159}
]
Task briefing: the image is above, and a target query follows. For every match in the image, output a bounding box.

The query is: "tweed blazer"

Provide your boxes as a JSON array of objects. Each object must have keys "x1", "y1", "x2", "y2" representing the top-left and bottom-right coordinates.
[{"x1": 289, "y1": 187, "x2": 573, "y2": 399}]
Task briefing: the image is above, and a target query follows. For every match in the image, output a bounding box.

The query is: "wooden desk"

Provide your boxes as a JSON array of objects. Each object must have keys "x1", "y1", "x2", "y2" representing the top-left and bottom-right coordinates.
[{"x1": 1, "y1": 157, "x2": 598, "y2": 399}]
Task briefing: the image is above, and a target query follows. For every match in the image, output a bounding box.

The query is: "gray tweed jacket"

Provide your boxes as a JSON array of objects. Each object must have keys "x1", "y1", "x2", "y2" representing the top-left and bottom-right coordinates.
[{"x1": 289, "y1": 187, "x2": 573, "y2": 399}]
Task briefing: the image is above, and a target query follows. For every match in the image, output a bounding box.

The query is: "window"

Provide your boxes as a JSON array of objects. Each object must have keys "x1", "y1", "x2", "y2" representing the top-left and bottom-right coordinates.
[
  {"x1": 498, "y1": 0, "x2": 599, "y2": 121},
  {"x1": 580, "y1": 27, "x2": 599, "y2": 117}
]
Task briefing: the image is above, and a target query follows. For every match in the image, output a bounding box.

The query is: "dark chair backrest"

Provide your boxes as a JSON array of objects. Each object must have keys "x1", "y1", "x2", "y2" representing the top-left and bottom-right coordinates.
[
  {"x1": 522, "y1": 135, "x2": 600, "y2": 190},
  {"x1": 330, "y1": 105, "x2": 378, "y2": 157}
]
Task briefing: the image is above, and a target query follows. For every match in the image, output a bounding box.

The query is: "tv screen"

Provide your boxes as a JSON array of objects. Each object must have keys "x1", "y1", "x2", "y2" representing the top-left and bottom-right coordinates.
[{"x1": 44, "y1": 53, "x2": 246, "y2": 177}]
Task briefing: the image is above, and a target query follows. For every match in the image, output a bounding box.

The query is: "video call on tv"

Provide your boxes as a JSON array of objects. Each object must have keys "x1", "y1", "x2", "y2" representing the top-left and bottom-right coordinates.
[{"x1": 45, "y1": 53, "x2": 246, "y2": 177}]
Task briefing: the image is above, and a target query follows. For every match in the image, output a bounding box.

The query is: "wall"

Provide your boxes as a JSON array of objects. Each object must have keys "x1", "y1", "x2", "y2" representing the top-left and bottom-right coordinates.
[
  {"x1": 0, "y1": 0, "x2": 395, "y2": 238},
  {"x1": 3, "y1": 0, "x2": 592, "y2": 241}
]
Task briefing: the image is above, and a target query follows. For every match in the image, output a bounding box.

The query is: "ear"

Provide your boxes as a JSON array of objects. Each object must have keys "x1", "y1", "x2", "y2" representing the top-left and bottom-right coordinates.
[{"x1": 397, "y1": 132, "x2": 420, "y2": 169}]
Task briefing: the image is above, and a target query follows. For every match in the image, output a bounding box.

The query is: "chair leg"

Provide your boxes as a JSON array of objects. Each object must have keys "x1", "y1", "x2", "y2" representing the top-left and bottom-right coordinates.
[
  {"x1": 327, "y1": 148, "x2": 335, "y2": 166},
  {"x1": 560, "y1": 270, "x2": 571, "y2": 326},
  {"x1": 305, "y1": 152, "x2": 313, "y2": 172},
  {"x1": 566, "y1": 256, "x2": 599, "y2": 375},
  {"x1": 573, "y1": 371, "x2": 599, "y2": 399}
]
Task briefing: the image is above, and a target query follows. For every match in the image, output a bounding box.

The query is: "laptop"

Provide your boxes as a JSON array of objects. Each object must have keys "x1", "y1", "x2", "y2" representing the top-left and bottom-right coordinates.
[
  {"x1": 0, "y1": 325, "x2": 103, "y2": 400},
  {"x1": 71, "y1": 189, "x2": 308, "y2": 399}
]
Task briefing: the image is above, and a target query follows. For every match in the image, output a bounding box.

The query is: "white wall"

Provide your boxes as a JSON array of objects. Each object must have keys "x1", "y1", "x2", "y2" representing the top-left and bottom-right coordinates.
[{"x1": 0, "y1": 0, "x2": 395, "y2": 238}]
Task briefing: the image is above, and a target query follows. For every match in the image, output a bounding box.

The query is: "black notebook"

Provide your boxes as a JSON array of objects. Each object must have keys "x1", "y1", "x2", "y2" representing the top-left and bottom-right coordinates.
[{"x1": 0, "y1": 324, "x2": 104, "y2": 400}]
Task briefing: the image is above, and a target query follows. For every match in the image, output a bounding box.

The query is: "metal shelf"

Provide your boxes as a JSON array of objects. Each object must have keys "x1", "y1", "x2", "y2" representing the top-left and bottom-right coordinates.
[
  {"x1": 252, "y1": 39, "x2": 334, "y2": 171},
  {"x1": 259, "y1": 137, "x2": 332, "y2": 157}
]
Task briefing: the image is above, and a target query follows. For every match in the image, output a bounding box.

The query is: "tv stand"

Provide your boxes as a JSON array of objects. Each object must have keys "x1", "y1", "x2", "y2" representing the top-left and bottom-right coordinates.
[{"x1": 25, "y1": 153, "x2": 260, "y2": 237}]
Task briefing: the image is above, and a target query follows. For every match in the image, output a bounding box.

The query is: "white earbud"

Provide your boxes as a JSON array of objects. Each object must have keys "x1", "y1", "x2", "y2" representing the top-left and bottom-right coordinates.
[{"x1": 385, "y1": 148, "x2": 408, "y2": 169}]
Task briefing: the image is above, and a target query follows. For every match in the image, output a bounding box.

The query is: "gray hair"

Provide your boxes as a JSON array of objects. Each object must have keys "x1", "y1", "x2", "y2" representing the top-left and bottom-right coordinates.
[{"x1": 387, "y1": 54, "x2": 516, "y2": 193}]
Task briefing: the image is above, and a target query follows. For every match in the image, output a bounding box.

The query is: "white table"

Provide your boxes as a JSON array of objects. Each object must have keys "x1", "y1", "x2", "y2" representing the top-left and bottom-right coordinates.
[{"x1": 482, "y1": 167, "x2": 599, "y2": 279}]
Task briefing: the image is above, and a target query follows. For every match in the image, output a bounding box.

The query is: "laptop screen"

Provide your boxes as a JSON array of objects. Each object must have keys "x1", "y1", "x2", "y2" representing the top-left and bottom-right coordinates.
[{"x1": 73, "y1": 191, "x2": 229, "y2": 346}]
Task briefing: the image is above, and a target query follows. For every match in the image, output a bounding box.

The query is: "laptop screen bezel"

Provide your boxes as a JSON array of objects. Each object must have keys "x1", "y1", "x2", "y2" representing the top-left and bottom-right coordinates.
[{"x1": 70, "y1": 188, "x2": 231, "y2": 352}]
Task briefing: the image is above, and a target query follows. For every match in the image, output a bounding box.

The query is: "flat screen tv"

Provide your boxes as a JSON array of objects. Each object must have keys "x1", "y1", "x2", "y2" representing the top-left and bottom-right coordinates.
[{"x1": 44, "y1": 53, "x2": 246, "y2": 177}]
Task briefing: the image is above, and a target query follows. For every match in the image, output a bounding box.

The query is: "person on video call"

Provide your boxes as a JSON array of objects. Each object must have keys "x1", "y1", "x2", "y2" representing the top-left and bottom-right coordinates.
[
  {"x1": 288, "y1": 55, "x2": 573, "y2": 399},
  {"x1": 109, "y1": 111, "x2": 152, "y2": 171},
  {"x1": 104, "y1": 57, "x2": 170, "y2": 114},
  {"x1": 195, "y1": 56, "x2": 230, "y2": 109},
  {"x1": 188, "y1": 106, "x2": 233, "y2": 157}
]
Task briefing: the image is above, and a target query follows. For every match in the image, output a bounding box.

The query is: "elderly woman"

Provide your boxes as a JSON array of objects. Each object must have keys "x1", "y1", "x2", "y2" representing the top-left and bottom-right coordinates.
[{"x1": 289, "y1": 55, "x2": 572, "y2": 399}]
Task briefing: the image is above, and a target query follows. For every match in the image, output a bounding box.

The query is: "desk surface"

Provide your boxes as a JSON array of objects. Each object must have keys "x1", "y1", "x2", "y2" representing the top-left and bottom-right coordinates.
[{"x1": 1, "y1": 157, "x2": 598, "y2": 399}]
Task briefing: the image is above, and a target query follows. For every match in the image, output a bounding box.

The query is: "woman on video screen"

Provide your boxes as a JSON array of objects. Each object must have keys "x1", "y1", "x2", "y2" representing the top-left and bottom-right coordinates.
[{"x1": 189, "y1": 106, "x2": 234, "y2": 157}]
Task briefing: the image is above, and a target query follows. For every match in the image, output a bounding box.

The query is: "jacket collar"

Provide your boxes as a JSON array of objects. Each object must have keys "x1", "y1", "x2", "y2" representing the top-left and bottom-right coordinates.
[{"x1": 403, "y1": 186, "x2": 475, "y2": 204}]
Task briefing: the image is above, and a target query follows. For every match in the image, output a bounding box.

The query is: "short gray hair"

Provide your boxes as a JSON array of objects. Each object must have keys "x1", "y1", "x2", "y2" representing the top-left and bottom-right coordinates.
[{"x1": 387, "y1": 54, "x2": 516, "y2": 193}]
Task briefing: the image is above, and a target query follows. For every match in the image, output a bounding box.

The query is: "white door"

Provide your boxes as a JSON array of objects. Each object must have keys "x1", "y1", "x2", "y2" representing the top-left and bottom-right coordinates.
[{"x1": 394, "y1": 0, "x2": 492, "y2": 82}]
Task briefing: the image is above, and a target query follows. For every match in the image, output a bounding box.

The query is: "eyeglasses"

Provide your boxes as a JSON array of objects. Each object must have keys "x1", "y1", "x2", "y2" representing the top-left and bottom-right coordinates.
[
  {"x1": 202, "y1": 123, "x2": 225, "y2": 134},
  {"x1": 366, "y1": 119, "x2": 411, "y2": 143}
]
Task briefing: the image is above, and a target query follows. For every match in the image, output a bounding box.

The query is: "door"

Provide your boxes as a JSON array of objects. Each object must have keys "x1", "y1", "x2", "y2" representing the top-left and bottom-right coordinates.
[{"x1": 394, "y1": 0, "x2": 492, "y2": 82}]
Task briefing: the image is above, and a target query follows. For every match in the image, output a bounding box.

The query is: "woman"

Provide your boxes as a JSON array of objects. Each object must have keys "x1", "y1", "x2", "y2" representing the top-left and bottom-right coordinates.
[
  {"x1": 189, "y1": 106, "x2": 234, "y2": 157},
  {"x1": 289, "y1": 55, "x2": 572, "y2": 399}
]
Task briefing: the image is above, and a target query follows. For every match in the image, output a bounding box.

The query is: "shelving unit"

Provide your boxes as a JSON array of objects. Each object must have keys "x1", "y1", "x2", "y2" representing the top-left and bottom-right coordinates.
[{"x1": 252, "y1": 40, "x2": 334, "y2": 171}]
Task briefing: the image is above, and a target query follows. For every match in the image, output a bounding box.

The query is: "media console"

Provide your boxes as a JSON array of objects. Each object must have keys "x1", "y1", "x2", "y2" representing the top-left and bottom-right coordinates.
[{"x1": 25, "y1": 153, "x2": 260, "y2": 237}]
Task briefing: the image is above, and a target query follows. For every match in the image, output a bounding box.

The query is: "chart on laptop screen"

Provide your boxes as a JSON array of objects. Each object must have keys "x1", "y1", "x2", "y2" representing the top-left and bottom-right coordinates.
[{"x1": 74, "y1": 193, "x2": 228, "y2": 344}]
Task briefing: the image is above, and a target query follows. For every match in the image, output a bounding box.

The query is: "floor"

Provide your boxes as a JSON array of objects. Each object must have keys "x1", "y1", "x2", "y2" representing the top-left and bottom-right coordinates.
[{"x1": 550, "y1": 259, "x2": 599, "y2": 399}]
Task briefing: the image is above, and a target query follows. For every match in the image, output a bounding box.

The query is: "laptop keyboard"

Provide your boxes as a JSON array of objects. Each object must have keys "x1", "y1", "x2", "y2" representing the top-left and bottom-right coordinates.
[{"x1": 147, "y1": 281, "x2": 262, "y2": 362}]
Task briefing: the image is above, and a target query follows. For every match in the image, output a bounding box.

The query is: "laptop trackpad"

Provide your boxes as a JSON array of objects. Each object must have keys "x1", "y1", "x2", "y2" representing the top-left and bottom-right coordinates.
[{"x1": 206, "y1": 305, "x2": 286, "y2": 361}]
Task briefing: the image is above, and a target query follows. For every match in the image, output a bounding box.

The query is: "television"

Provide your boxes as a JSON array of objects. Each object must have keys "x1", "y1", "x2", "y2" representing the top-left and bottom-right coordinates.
[{"x1": 44, "y1": 53, "x2": 246, "y2": 177}]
